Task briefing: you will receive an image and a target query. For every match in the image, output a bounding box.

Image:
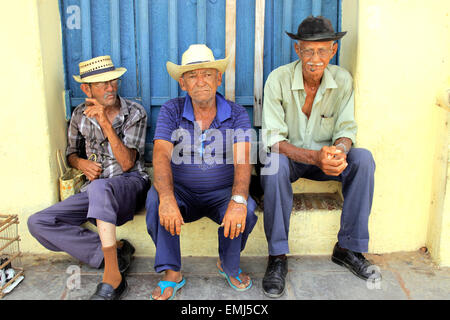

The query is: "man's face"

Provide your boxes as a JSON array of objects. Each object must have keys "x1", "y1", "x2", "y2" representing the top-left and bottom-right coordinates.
[
  {"x1": 179, "y1": 68, "x2": 222, "y2": 104},
  {"x1": 81, "y1": 79, "x2": 119, "y2": 107},
  {"x1": 294, "y1": 40, "x2": 338, "y2": 81}
]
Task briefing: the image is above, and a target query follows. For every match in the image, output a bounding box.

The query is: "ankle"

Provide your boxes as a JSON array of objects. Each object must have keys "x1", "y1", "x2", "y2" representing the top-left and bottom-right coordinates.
[
  {"x1": 164, "y1": 269, "x2": 182, "y2": 281},
  {"x1": 269, "y1": 254, "x2": 287, "y2": 261}
]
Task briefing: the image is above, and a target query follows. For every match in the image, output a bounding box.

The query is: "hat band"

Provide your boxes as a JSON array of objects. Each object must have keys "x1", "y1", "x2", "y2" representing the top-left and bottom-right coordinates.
[
  {"x1": 80, "y1": 66, "x2": 116, "y2": 79},
  {"x1": 185, "y1": 60, "x2": 211, "y2": 65},
  {"x1": 299, "y1": 32, "x2": 336, "y2": 38}
]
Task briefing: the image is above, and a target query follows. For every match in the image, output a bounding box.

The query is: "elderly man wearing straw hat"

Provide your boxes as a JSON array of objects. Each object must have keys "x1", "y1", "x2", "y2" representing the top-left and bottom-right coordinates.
[
  {"x1": 260, "y1": 16, "x2": 381, "y2": 298},
  {"x1": 28, "y1": 56, "x2": 149, "y2": 300},
  {"x1": 145, "y1": 44, "x2": 258, "y2": 300}
]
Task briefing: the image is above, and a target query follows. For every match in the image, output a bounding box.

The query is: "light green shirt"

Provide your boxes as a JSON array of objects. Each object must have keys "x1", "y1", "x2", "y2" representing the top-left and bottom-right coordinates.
[{"x1": 262, "y1": 60, "x2": 357, "y2": 152}]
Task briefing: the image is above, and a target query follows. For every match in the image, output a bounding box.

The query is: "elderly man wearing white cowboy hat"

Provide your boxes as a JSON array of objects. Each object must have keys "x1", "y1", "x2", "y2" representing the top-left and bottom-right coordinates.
[
  {"x1": 28, "y1": 55, "x2": 150, "y2": 300},
  {"x1": 260, "y1": 15, "x2": 381, "y2": 298},
  {"x1": 145, "y1": 44, "x2": 258, "y2": 300}
]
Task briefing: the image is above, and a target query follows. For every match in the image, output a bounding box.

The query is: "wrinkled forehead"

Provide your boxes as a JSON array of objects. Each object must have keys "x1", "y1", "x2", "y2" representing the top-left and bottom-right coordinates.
[
  {"x1": 182, "y1": 68, "x2": 219, "y2": 77},
  {"x1": 298, "y1": 40, "x2": 335, "y2": 49}
]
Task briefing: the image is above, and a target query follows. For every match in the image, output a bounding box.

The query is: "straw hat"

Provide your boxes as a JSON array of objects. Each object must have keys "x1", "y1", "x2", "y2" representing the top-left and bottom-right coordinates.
[
  {"x1": 166, "y1": 44, "x2": 230, "y2": 81},
  {"x1": 73, "y1": 55, "x2": 127, "y2": 83}
]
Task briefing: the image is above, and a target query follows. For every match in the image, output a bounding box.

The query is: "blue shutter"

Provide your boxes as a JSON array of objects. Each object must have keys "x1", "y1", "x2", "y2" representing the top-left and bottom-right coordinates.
[{"x1": 59, "y1": 0, "x2": 341, "y2": 162}]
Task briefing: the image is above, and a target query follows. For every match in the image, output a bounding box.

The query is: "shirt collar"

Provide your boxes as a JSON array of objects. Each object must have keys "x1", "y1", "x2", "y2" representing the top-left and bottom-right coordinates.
[
  {"x1": 292, "y1": 60, "x2": 338, "y2": 92},
  {"x1": 182, "y1": 92, "x2": 231, "y2": 123},
  {"x1": 117, "y1": 96, "x2": 129, "y2": 117}
]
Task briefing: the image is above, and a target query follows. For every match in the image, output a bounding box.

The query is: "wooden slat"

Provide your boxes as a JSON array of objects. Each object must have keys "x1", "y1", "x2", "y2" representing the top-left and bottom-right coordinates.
[
  {"x1": 197, "y1": 0, "x2": 207, "y2": 43},
  {"x1": 137, "y1": 0, "x2": 151, "y2": 117},
  {"x1": 168, "y1": 0, "x2": 179, "y2": 99},
  {"x1": 110, "y1": 0, "x2": 121, "y2": 65},
  {"x1": 0, "y1": 236, "x2": 20, "y2": 253},
  {"x1": 253, "y1": 0, "x2": 265, "y2": 126},
  {"x1": 0, "y1": 252, "x2": 21, "y2": 270},
  {"x1": 312, "y1": 0, "x2": 322, "y2": 16},
  {"x1": 80, "y1": 0, "x2": 92, "y2": 60},
  {"x1": 225, "y1": 0, "x2": 236, "y2": 101},
  {"x1": 281, "y1": 0, "x2": 293, "y2": 65},
  {"x1": 0, "y1": 215, "x2": 18, "y2": 233}
]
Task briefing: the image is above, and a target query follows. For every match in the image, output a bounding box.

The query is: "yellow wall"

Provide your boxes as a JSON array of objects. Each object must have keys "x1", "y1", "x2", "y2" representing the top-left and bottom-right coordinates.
[
  {"x1": 341, "y1": 0, "x2": 450, "y2": 264},
  {"x1": 0, "y1": 0, "x2": 66, "y2": 253},
  {"x1": 0, "y1": 0, "x2": 449, "y2": 265}
]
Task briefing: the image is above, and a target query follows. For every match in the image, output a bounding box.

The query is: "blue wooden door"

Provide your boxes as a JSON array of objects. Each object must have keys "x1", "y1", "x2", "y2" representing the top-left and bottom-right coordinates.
[{"x1": 59, "y1": 0, "x2": 341, "y2": 162}]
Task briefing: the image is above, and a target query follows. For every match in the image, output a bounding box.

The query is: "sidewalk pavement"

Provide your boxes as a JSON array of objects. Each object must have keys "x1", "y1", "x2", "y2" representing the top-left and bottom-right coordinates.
[{"x1": 2, "y1": 249, "x2": 449, "y2": 301}]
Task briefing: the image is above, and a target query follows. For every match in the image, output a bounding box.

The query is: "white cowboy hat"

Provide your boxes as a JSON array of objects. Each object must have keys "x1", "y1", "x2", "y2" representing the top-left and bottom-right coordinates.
[
  {"x1": 73, "y1": 55, "x2": 127, "y2": 83},
  {"x1": 166, "y1": 44, "x2": 230, "y2": 81}
]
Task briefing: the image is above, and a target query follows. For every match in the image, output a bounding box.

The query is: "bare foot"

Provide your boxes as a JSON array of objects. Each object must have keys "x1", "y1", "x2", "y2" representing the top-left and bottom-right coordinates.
[
  {"x1": 216, "y1": 260, "x2": 251, "y2": 290},
  {"x1": 152, "y1": 269, "x2": 183, "y2": 300}
]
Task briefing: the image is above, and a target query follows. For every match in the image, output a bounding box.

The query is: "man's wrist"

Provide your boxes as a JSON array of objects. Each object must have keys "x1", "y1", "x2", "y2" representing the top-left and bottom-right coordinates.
[
  {"x1": 335, "y1": 142, "x2": 348, "y2": 154},
  {"x1": 231, "y1": 194, "x2": 247, "y2": 206}
]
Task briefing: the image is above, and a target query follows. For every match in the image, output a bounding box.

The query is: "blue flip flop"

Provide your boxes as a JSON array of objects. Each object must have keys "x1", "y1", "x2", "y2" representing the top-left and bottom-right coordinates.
[
  {"x1": 150, "y1": 277, "x2": 186, "y2": 300},
  {"x1": 217, "y1": 264, "x2": 252, "y2": 292}
]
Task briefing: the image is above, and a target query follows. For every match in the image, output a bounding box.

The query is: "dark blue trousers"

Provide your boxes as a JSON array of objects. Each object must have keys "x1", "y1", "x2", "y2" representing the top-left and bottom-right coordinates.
[
  {"x1": 145, "y1": 185, "x2": 258, "y2": 277},
  {"x1": 261, "y1": 148, "x2": 375, "y2": 255},
  {"x1": 27, "y1": 172, "x2": 149, "y2": 268}
]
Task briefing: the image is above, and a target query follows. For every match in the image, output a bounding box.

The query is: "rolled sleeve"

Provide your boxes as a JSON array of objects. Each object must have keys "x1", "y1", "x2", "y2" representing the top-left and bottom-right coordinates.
[
  {"x1": 262, "y1": 74, "x2": 289, "y2": 151},
  {"x1": 153, "y1": 102, "x2": 179, "y2": 144},
  {"x1": 332, "y1": 86, "x2": 357, "y2": 145},
  {"x1": 65, "y1": 107, "x2": 84, "y2": 157},
  {"x1": 123, "y1": 108, "x2": 147, "y2": 158},
  {"x1": 232, "y1": 107, "x2": 253, "y2": 144}
]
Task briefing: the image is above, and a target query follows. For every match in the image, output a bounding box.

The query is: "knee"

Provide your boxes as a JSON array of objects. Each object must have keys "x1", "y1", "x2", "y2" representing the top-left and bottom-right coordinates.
[
  {"x1": 27, "y1": 212, "x2": 44, "y2": 237},
  {"x1": 145, "y1": 187, "x2": 160, "y2": 234},
  {"x1": 145, "y1": 186, "x2": 159, "y2": 211},
  {"x1": 246, "y1": 197, "x2": 258, "y2": 224},
  {"x1": 87, "y1": 179, "x2": 110, "y2": 196},
  {"x1": 261, "y1": 153, "x2": 290, "y2": 186},
  {"x1": 348, "y1": 148, "x2": 375, "y2": 171}
]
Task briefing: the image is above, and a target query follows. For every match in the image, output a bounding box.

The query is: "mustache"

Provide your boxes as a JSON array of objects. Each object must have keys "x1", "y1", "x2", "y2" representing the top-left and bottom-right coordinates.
[
  {"x1": 103, "y1": 92, "x2": 117, "y2": 99},
  {"x1": 306, "y1": 62, "x2": 324, "y2": 66}
]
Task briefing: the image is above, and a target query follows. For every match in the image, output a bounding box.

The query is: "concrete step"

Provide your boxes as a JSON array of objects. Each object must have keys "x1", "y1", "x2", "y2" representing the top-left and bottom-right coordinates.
[{"x1": 84, "y1": 191, "x2": 344, "y2": 257}]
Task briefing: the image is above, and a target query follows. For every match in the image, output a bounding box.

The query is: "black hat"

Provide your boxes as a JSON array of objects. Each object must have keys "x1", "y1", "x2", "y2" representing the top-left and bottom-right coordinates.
[{"x1": 286, "y1": 16, "x2": 347, "y2": 41}]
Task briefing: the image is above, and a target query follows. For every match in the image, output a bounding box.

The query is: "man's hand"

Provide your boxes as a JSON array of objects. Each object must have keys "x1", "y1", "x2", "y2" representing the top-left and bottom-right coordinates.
[
  {"x1": 158, "y1": 196, "x2": 184, "y2": 236},
  {"x1": 84, "y1": 98, "x2": 110, "y2": 127},
  {"x1": 78, "y1": 158, "x2": 102, "y2": 181},
  {"x1": 221, "y1": 201, "x2": 247, "y2": 239},
  {"x1": 68, "y1": 154, "x2": 102, "y2": 181},
  {"x1": 316, "y1": 145, "x2": 348, "y2": 176}
]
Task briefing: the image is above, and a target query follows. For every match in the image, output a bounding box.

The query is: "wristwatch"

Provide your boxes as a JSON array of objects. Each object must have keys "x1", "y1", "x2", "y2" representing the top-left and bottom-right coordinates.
[{"x1": 231, "y1": 195, "x2": 248, "y2": 206}]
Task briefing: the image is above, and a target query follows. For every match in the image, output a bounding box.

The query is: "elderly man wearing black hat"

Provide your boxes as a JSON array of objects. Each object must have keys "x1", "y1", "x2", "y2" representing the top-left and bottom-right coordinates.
[{"x1": 261, "y1": 16, "x2": 381, "y2": 298}]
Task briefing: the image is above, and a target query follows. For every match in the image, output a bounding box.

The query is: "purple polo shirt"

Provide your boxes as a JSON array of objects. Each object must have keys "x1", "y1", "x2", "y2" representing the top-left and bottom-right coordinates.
[{"x1": 154, "y1": 93, "x2": 252, "y2": 192}]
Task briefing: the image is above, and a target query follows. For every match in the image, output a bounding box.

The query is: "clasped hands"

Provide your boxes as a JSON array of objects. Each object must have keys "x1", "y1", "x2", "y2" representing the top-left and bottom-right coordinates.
[
  {"x1": 316, "y1": 145, "x2": 348, "y2": 176},
  {"x1": 158, "y1": 196, "x2": 246, "y2": 239}
]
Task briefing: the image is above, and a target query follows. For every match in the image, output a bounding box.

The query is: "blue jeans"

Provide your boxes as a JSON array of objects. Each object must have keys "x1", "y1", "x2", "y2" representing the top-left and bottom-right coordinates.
[
  {"x1": 261, "y1": 148, "x2": 375, "y2": 255},
  {"x1": 146, "y1": 184, "x2": 258, "y2": 277}
]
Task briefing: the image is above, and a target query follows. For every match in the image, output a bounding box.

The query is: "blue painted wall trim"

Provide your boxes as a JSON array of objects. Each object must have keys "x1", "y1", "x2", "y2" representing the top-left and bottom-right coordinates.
[{"x1": 60, "y1": 0, "x2": 342, "y2": 162}]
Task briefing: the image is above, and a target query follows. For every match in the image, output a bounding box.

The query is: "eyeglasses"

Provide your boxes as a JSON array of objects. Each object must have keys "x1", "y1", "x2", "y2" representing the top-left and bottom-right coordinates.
[
  {"x1": 89, "y1": 78, "x2": 121, "y2": 89},
  {"x1": 300, "y1": 48, "x2": 333, "y2": 59}
]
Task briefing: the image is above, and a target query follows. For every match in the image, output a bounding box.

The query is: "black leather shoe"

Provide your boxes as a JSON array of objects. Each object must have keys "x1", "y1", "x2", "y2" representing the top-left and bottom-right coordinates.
[
  {"x1": 331, "y1": 242, "x2": 382, "y2": 281},
  {"x1": 89, "y1": 274, "x2": 128, "y2": 300},
  {"x1": 117, "y1": 239, "x2": 135, "y2": 274},
  {"x1": 262, "y1": 256, "x2": 288, "y2": 298}
]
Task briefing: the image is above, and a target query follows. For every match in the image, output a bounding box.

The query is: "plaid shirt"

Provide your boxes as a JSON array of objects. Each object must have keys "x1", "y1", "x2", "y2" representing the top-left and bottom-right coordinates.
[{"x1": 66, "y1": 97, "x2": 149, "y2": 190}]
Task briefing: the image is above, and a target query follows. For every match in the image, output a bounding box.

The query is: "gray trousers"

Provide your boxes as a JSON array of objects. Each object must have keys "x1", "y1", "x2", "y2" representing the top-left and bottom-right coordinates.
[
  {"x1": 261, "y1": 148, "x2": 375, "y2": 255},
  {"x1": 27, "y1": 172, "x2": 149, "y2": 268}
]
